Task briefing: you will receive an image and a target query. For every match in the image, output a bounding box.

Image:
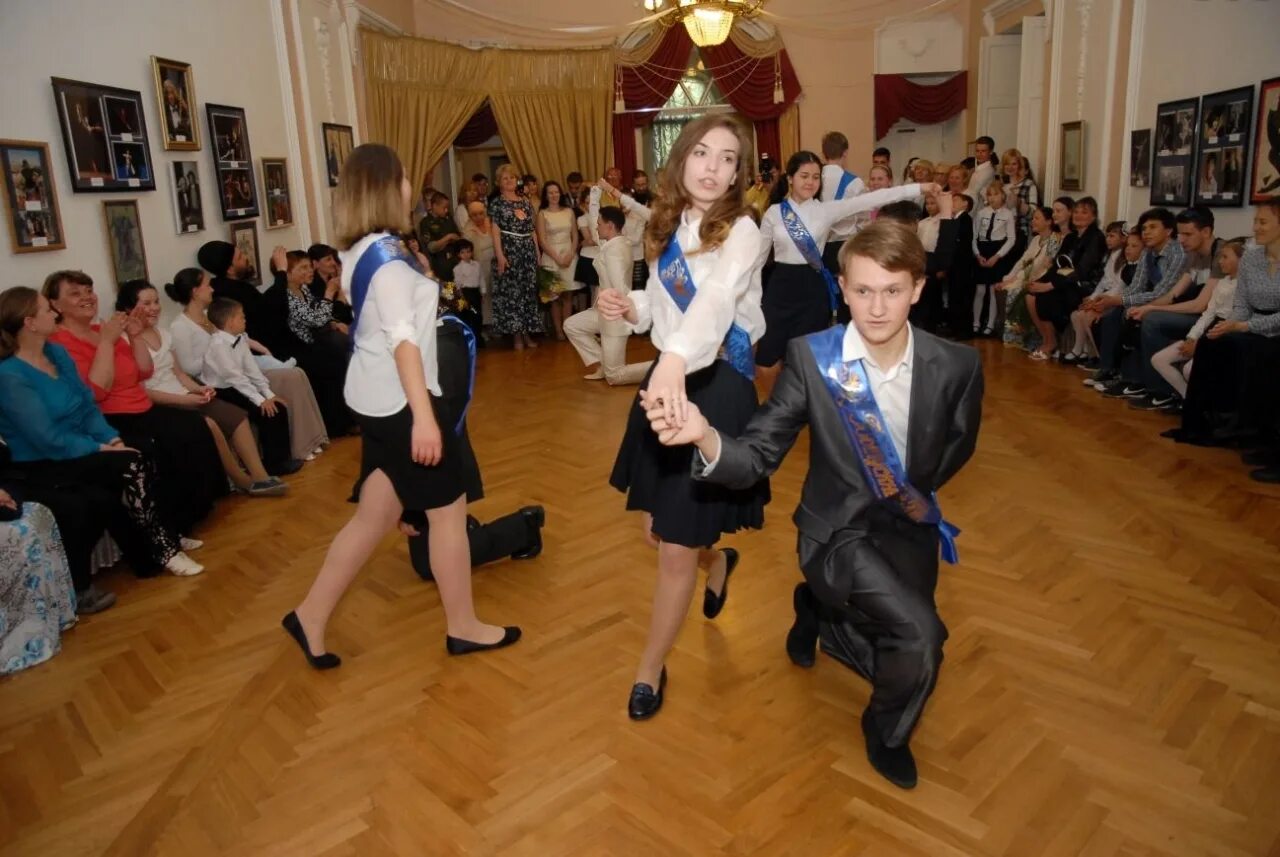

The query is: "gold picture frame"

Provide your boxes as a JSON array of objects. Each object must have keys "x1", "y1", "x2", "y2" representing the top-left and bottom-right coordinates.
[
  {"x1": 102, "y1": 199, "x2": 149, "y2": 286},
  {"x1": 151, "y1": 56, "x2": 200, "y2": 151},
  {"x1": 1, "y1": 138, "x2": 67, "y2": 253},
  {"x1": 260, "y1": 157, "x2": 293, "y2": 229},
  {"x1": 1060, "y1": 120, "x2": 1085, "y2": 192}
]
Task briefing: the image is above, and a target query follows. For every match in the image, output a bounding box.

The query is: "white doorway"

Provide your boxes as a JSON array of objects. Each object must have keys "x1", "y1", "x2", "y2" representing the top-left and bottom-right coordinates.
[
  {"x1": 976, "y1": 34, "x2": 1022, "y2": 153},
  {"x1": 1017, "y1": 16, "x2": 1048, "y2": 179}
]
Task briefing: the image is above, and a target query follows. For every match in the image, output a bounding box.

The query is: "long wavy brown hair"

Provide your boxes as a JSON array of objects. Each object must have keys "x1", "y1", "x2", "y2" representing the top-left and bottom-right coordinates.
[{"x1": 644, "y1": 114, "x2": 754, "y2": 261}]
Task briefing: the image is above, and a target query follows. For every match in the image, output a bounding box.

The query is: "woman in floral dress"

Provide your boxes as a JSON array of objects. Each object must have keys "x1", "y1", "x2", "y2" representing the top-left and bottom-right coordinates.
[{"x1": 489, "y1": 164, "x2": 543, "y2": 350}]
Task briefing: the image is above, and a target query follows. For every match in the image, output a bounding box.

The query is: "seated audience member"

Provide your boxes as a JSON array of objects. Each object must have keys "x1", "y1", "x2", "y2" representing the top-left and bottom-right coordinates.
[
  {"x1": 1068, "y1": 225, "x2": 1139, "y2": 367},
  {"x1": 201, "y1": 298, "x2": 300, "y2": 467},
  {"x1": 564, "y1": 205, "x2": 652, "y2": 385},
  {"x1": 43, "y1": 270, "x2": 224, "y2": 540},
  {"x1": 1170, "y1": 203, "x2": 1280, "y2": 483},
  {"x1": 1148, "y1": 238, "x2": 1244, "y2": 411},
  {"x1": 1123, "y1": 207, "x2": 1224, "y2": 408},
  {"x1": 1085, "y1": 208, "x2": 1186, "y2": 392},
  {"x1": 168, "y1": 268, "x2": 326, "y2": 465},
  {"x1": 307, "y1": 243, "x2": 352, "y2": 324},
  {"x1": 998, "y1": 205, "x2": 1060, "y2": 350},
  {"x1": 198, "y1": 239, "x2": 292, "y2": 358},
  {"x1": 0, "y1": 491, "x2": 78, "y2": 674},
  {"x1": 1025, "y1": 196, "x2": 1106, "y2": 360},
  {"x1": 117, "y1": 280, "x2": 286, "y2": 494},
  {"x1": 0, "y1": 288, "x2": 202, "y2": 577}
]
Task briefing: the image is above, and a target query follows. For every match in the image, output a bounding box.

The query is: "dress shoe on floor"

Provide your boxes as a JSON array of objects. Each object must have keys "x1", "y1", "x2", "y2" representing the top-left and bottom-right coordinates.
[
  {"x1": 702, "y1": 547, "x2": 739, "y2": 619},
  {"x1": 862, "y1": 710, "x2": 918, "y2": 789},
  {"x1": 1242, "y1": 450, "x2": 1278, "y2": 467},
  {"x1": 281, "y1": 611, "x2": 341, "y2": 670},
  {"x1": 511, "y1": 505, "x2": 545, "y2": 560},
  {"x1": 628, "y1": 667, "x2": 667, "y2": 721},
  {"x1": 785, "y1": 583, "x2": 820, "y2": 668},
  {"x1": 269, "y1": 458, "x2": 305, "y2": 477},
  {"x1": 445, "y1": 625, "x2": 522, "y2": 656},
  {"x1": 75, "y1": 585, "x2": 117, "y2": 615},
  {"x1": 1250, "y1": 466, "x2": 1280, "y2": 484}
]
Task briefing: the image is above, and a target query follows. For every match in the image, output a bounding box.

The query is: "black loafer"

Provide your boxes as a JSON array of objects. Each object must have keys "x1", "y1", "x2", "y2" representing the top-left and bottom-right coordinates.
[
  {"x1": 445, "y1": 625, "x2": 522, "y2": 656},
  {"x1": 702, "y1": 547, "x2": 739, "y2": 619},
  {"x1": 785, "y1": 583, "x2": 820, "y2": 668},
  {"x1": 282, "y1": 611, "x2": 341, "y2": 670},
  {"x1": 269, "y1": 458, "x2": 305, "y2": 477},
  {"x1": 511, "y1": 505, "x2": 545, "y2": 560},
  {"x1": 627, "y1": 667, "x2": 667, "y2": 721},
  {"x1": 862, "y1": 710, "x2": 918, "y2": 789}
]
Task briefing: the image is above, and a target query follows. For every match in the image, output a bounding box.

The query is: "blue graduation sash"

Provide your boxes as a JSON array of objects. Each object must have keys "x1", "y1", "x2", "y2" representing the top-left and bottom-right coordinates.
[
  {"x1": 805, "y1": 326, "x2": 960, "y2": 564},
  {"x1": 780, "y1": 199, "x2": 840, "y2": 314},
  {"x1": 836, "y1": 170, "x2": 858, "y2": 199},
  {"x1": 657, "y1": 233, "x2": 755, "y2": 380}
]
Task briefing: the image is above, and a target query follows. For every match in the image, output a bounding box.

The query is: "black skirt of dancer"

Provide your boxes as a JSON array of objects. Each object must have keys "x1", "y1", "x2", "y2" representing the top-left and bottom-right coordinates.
[
  {"x1": 349, "y1": 398, "x2": 469, "y2": 511},
  {"x1": 609, "y1": 359, "x2": 770, "y2": 548},
  {"x1": 755, "y1": 263, "x2": 833, "y2": 368}
]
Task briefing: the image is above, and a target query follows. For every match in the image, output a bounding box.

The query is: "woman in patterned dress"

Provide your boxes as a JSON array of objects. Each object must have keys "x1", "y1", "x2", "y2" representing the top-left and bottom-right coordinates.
[
  {"x1": 0, "y1": 499, "x2": 77, "y2": 675},
  {"x1": 489, "y1": 164, "x2": 543, "y2": 350}
]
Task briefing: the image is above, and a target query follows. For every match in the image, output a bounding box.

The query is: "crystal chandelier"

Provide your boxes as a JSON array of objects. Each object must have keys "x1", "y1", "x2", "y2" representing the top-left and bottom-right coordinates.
[{"x1": 642, "y1": 0, "x2": 768, "y2": 47}]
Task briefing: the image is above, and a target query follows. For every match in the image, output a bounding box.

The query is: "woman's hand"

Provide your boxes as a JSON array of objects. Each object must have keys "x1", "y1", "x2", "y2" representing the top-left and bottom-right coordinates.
[
  {"x1": 123, "y1": 307, "x2": 147, "y2": 338},
  {"x1": 496, "y1": 253, "x2": 508, "y2": 277},
  {"x1": 0, "y1": 488, "x2": 16, "y2": 512},
  {"x1": 1178, "y1": 338, "x2": 1197, "y2": 359},
  {"x1": 260, "y1": 397, "x2": 281, "y2": 417},
  {"x1": 324, "y1": 278, "x2": 342, "y2": 300},
  {"x1": 597, "y1": 177, "x2": 619, "y2": 197},
  {"x1": 411, "y1": 416, "x2": 443, "y2": 466},
  {"x1": 271, "y1": 245, "x2": 288, "y2": 273},
  {"x1": 644, "y1": 352, "x2": 688, "y2": 430},
  {"x1": 100, "y1": 439, "x2": 137, "y2": 453},
  {"x1": 596, "y1": 289, "x2": 637, "y2": 324},
  {"x1": 1027, "y1": 281, "x2": 1052, "y2": 294},
  {"x1": 100, "y1": 312, "x2": 127, "y2": 343},
  {"x1": 1208, "y1": 319, "x2": 1247, "y2": 339}
]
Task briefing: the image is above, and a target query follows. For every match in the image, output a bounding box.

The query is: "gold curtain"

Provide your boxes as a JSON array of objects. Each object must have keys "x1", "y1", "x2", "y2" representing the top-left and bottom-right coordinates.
[
  {"x1": 778, "y1": 101, "x2": 801, "y2": 164},
  {"x1": 362, "y1": 32, "x2": 490, "y2": 190}
]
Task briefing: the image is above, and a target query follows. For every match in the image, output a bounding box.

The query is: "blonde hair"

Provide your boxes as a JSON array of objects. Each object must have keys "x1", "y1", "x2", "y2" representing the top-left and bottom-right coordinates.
[
  {"x1": 644, "y1": 114, "x2": 754, "y2": 261},
  {"x1": 0, "y1": 287, "x2": 41, "y2": 359},
  {"x1": 838, "y1": 220, "x2": 926, "y2": 282},
  {"x1": 332, "y1": 144, "x2": 409, "y2": 251},
  {"x1": 984, "y1": 181, "x2": 1007, "y2": 204},
  {"x1": 494, "y1": 163, "x2": 520, "y2": 189}
]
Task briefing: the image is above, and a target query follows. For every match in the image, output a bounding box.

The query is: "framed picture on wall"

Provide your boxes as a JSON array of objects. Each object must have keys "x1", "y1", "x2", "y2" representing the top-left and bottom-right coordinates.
[
  {"x1": 322, "y1": 123, "x2": 354, "y2": 187},
  {"x1": 261, "y1": 157, "x2": 293, "y2": 229},
  {"x1": 151, "y1": 57, "x2": 200, "y2": 151},
  {"x1": 1251, "y1": 76, "x2": 1280, "y2": 204},
  {"x1": 229, "y1": 220, "x2": 262, "y2": 286},
  {"x1": 1060, "y1": 121, "x2": 1085, "y2": 192},
  {"x1": 1, "y1": 139, "x2": 66, "y2": 253},
  {"x1": 169, "y1": 160, "x2": 204, "y2": 234},
  {"x1": 52, "y1": 77, "x2": 156, "y2": 193},
  {"x1": 1151, "y1": 97, "x2": 1199, "y2": 206},
  {"x1": 1194, "y1": 85, "x2": 1253, "y2": 207},
  {"x1": 1129, "y1": 129, "x2": 1152, "y2": 187},
  {"x1": 206, "y1": 103, "x2": 260, "y2": 220},
  {"x1": 102, "y1": 200, "x2": 148, "y2": 286}
]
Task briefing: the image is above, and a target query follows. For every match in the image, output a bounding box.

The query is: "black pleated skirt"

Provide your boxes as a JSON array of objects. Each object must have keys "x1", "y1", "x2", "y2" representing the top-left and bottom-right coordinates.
[
  {"x1": 756, "y1": 263, "x2": 833, "y2": 368},
  {"x1": 350, "y1": 400, "x2": 469, "y2": 511},
  {"x1": 609, "y1": 360, "x2": 769, "y2": 548}
]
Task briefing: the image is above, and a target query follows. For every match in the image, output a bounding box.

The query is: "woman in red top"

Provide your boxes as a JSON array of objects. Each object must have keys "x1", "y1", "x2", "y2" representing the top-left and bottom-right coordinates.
[{"x1": 43, "y1": 270, "x2": 225, "y2": 539}]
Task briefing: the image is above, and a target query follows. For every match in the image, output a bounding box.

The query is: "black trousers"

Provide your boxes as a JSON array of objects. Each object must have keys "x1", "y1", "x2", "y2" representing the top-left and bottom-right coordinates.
[
  {"x1": 800, "y1": 507, "x2": 945, "y2": 749},
  {"x1": 214, "y1": 388, "x2": 293, "y2": 471},
  {"x1": 407, "y1": 512, "x2": 535, "y2": 580},
  {"x1": 910, "y1": 274, "x2": 946, "y2": 334},
  {"x1": 1183, "y1": 330, "x2": 1280, "y2": 440},
  {"x1": 3, "y1": 481, "x2": 110, "y2": 592}
]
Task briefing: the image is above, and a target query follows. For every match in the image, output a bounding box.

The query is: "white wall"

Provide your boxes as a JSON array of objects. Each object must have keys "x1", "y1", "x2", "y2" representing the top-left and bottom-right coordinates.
[{"x1": 1, "y1": 0, "x2": 309, "y2": 317}]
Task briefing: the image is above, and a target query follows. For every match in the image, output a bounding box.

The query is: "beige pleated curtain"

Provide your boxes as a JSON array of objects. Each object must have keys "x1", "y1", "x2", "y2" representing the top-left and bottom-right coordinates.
[{"x1": 362, "y1": 31, "x2": 612, "y2": 188}]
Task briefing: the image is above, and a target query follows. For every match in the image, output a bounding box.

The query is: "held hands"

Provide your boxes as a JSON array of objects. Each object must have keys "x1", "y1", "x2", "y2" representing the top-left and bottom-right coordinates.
[
  {"x1": 411, "y1": 416, "x2": 443, "y2": 466},
  {"x1": 596, "y1": 289, "x2": 637, "y2": 324},
  {"x1": 644, "y1": 353, "x2": 688, "y2": 430},
  {"x1": 641, "y1": 391, "x2": 710, "y2": 447}
]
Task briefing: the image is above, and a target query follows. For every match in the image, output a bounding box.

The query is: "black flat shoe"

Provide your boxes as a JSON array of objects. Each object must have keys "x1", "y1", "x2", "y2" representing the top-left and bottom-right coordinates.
[
  {"x1": 628, "y1": 667, "x2": 667, "y2": 721},
  {"x1": 281, "y1": 611, "x2": 341, "y2": 670},
  {"x1": 862, "y1": 710, "x2": 918, "y2": 789},
  {"x1": 785, "y1": 583, "x2": 819, "y2": 668},
  {"x1": 269, "y1": 458, "x2": 305, "y2": 477},
  {"x1": 511, "y1": 506, "x2": 545, "y2": 560},
  {"x1": 445, "y1": 625, "x2": 522, "y2": 656},
  {"x1": 702, "y1": 547, "x2": 739, "y2": 619}
]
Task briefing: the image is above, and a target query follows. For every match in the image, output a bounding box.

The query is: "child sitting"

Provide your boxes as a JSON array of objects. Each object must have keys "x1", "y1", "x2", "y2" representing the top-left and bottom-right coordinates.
[{"x1": 1067, "y1": 227, "x2": 1140, "y2": 368}]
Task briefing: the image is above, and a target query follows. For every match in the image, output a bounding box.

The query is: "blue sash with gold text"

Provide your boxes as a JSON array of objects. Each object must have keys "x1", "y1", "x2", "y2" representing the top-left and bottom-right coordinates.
[
  {"x1": 657, "y1": 233, "x2": 754, "y2": 380},
  {"x1": 805, "y1": 326, "x2": 960, "y2": 563},
  {"x1": 780, "y1": 200, "x2": 840, "y2": 314}
]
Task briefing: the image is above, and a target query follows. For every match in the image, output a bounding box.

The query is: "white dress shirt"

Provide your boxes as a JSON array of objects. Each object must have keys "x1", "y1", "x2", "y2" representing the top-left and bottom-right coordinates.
[
  {"x1": 203, "y1": 330, "x2": 276, "y2": 405},
  {"x1": 972, "y1": 205, "x2": 1017, "y2": 259},
  {"x1": 1187, "y1": 275, "x2": 1238, "y2": 341},
  {"x1": 617, "y1": 194, "x2": 651, "y2": 262},
  {"x1": 965, "y1": 159, "x2": 996, "y2": 201},
  {"x1": 452, "y1": 259, "x2": 481, "y2": 290},
  {"x1": 341, "y1": 231, "x2": 441, "y2": 417},
  {"x1": 758, "y1": 184, "x2": 927, "y2": 267},
  {"x1": 917, "y1": 214, "x2": 942, "y2": 254},
  {"x1": 820, "y1": 163, "x2": 871, "y2": 241},
  {"x1": 628, "y1": 211, "x2": 765, "y2": 374},
  {"x1": 139, "y1": 328, "x2": 189, "y2": 396}
]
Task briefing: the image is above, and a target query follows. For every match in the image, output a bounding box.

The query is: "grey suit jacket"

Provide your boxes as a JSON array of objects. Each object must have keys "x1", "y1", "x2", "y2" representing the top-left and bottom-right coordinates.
[{"x1": 702, "y1": 327, "x2": 983, "y2": 546}]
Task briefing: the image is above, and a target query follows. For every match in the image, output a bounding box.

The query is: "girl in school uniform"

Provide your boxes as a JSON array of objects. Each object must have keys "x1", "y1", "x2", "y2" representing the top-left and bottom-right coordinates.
[
  {"x1": 284, "y1": 144, "x2": 519, "y2": 670},
  {"x1": 754, "y1": 151, "x2": 935, "y2": 383},
  {"x1": 971, "y1": 181, "x2": 1018, "y2": 336},
  {"x1": 597, "y1": 115, "x2": 768, "y2": 721}
]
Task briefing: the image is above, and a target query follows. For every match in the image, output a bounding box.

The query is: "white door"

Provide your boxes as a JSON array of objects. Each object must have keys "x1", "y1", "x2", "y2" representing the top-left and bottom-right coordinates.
[
  {"x1": 1017, "y1": 16, "x2": 1048, "y2": 179},
  {"x1": 976, "y1": 35, "x2": 1022, "y2": 154}
]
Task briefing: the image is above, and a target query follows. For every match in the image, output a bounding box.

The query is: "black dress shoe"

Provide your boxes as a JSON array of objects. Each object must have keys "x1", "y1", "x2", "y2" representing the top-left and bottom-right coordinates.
[
  {"x1": 511, "y1": 505, "x2": 545, "y2": 560},
  {"x1": 861, "y1": 710, "x2": 918, "y2": 789},
  {"x1": 445, "y1": 625, "x2": 522, "y2": 655},
  {"x1": 702, "y1": 547, "x2": 739, "y2": 619},
  {"x1": 627, "y1": 667, "x2": 667, "y2": 721},
  {"x1": 269, "y1": 458, "x2": 305, "y2": 477},
  {"x1": 785, "y1": 583, "x2": 820, "y2": 668},
  {"x1": 1242, "y1": 449, "x2": 1277, "y2": 467},
  {"x1": 1250, "y1": 466, "x2": 1280, "y2": 484},
  {"x1": 281, "y1": 611, "x2": 341, "y2": 670}
]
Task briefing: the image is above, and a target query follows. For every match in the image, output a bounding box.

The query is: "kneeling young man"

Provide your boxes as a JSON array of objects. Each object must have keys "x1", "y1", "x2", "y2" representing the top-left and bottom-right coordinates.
[{"x1": 645, "y1": 220, "x2": 984, "y2": 788}]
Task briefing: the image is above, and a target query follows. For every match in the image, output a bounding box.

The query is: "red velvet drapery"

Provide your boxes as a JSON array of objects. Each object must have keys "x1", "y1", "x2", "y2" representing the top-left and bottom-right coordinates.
[
  {"x1": 454, "y1": 101, "x2": 498, "y2": 148},
  {"x1": 873, "y1": 72, "x2": 968, "y2": 140},
  {"x1": 612, "y1": 26, "x2": 695, "y2": 180}
]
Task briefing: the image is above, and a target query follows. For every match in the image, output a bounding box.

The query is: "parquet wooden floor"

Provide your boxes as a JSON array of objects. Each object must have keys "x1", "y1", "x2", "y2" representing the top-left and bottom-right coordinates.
[{"x1": 3, "y1": 336, "x2": 1280, "y2": 857}]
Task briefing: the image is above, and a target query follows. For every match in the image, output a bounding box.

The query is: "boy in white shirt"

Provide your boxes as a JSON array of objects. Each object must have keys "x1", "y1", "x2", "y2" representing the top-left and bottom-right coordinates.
[{"x1": 820, "y1": 130, "x2": 868, "y2": 275}]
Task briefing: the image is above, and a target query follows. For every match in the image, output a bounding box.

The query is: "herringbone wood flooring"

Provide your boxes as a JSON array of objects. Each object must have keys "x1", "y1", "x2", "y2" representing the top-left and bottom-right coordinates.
[{"x1": 2, "y1": 337, "x2": 1279, "y2": 857}]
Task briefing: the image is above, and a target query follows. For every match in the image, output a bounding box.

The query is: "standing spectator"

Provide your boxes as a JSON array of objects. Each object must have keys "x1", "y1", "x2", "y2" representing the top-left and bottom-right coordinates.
[
  {"x1": 536, "y1": 180, "x2": 580, "y2": 340},
  {"x1": 489, "y1": 164, "x2": 543, "y2": 350}
]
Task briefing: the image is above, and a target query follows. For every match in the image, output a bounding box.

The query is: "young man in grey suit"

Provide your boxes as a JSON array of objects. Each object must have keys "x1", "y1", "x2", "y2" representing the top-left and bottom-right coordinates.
[{"x1": 644, "y1": 219, "x2": 984, "y2": 789}]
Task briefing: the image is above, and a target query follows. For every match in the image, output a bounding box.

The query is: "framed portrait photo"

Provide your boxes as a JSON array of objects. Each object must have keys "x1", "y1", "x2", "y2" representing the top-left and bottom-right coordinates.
[
  {"x1": 1060, "y1": 120, "x2": 1085, "y2": 192},
  {"x1": 229, "y1": 219, "x2": 262, "y2": 286},
  {"x1": 151, "y1": 56, "x2": 200, "y2": 151},
  {"x1": 1151, "y1": 97, "x2": 1199, "y2": 206},
  {"x1": 169, "y1": 160, "x2": 204, "y2": 234},
  {"x1": 1, "y1": 139, "x2": 66, "y2": 253},
  {"x1": 261, "y1": 157, "x2": 293, "y2": 229},
  {"x1": 1194, "y1": 85, "x2": 1254, "y2": 207},
  {"x1": 102, "y1": 200, "x2": 148, "y2": 286},
  {"x1": 1251, "y1": 76, "x2": 1280, "y2": 204},
  {"x1": 1129, "y1": 129, "x2": 1152, "y2": 188},
  {"x1": 52, "y1": 77, "x2": 156, "y2": 193},
  {"x1": 206, "y1": 103, "x2": 260, "y2": 220},
  {"x1": 321, "y1": 123, "x2": 354, "y2": 187}
]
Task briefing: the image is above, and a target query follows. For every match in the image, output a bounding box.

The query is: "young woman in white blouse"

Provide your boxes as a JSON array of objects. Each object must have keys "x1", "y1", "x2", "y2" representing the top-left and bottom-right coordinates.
[
  {"x1": 598, "y1": 115, "x2": 769, "y2": 720},
  {"x1": 285, "y1": 144, "x2": 518, "y2": 670},
  {"x1": 754, "y1": 150, "x2": 935, "y2": 385}
]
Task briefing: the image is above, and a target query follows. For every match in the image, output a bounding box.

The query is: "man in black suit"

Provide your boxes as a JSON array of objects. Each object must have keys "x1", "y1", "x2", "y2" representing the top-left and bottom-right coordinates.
[{"x1": 645, "y1": 220, "x2": 984, "y2": 789}]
